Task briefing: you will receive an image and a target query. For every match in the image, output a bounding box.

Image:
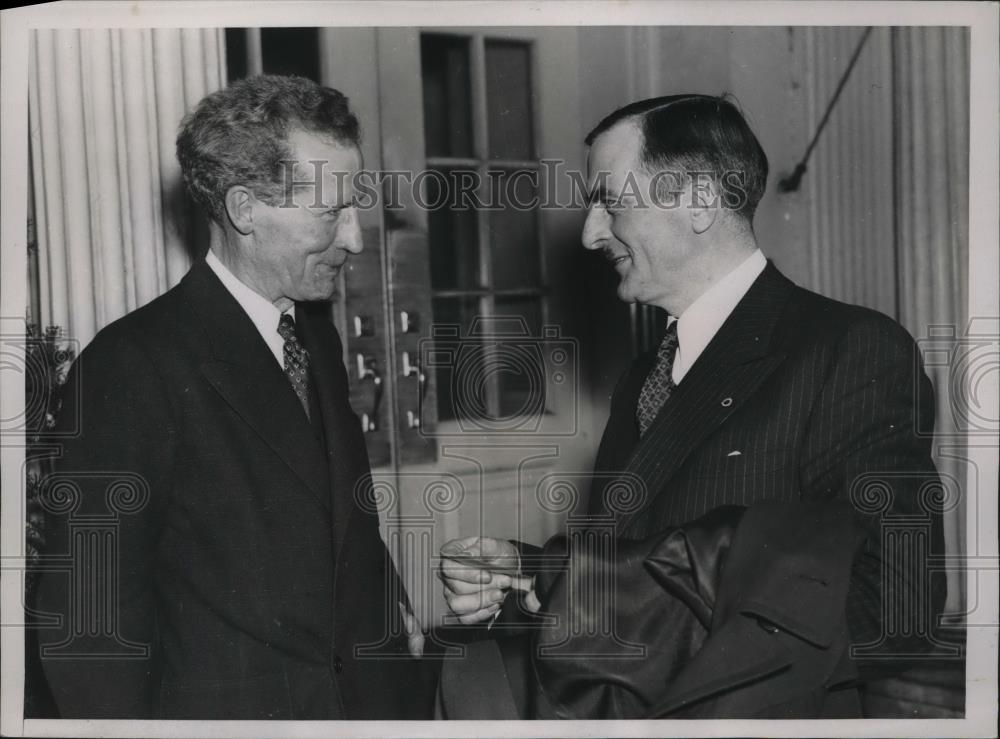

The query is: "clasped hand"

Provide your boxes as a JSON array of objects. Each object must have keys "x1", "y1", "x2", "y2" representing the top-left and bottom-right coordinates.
[{"x1": 439, "y1": 536, "x2": 541, "y2": 624}]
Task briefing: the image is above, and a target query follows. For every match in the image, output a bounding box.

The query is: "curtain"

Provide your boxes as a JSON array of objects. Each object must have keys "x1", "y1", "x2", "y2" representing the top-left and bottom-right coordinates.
[
  {"x1": 892, "y1": 26, "x2": 970, "y2": 619},
  {"x1": 803, "y1": 27, "x2": 897, "y2": 319},
  {"x1": 28, "y1": 28, "x2": 225, "y2": 349}
]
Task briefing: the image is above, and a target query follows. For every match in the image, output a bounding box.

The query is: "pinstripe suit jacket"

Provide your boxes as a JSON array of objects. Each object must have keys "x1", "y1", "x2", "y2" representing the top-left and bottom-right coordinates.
[{"x1": 588, "y1": 261, "x2": 945, "y2": 668}]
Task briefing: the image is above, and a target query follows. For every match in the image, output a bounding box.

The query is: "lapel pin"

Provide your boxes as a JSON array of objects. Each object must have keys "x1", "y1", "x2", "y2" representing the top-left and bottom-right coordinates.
[{"x1": 721, "y1": 397, "x2": 733, "y2": 407}]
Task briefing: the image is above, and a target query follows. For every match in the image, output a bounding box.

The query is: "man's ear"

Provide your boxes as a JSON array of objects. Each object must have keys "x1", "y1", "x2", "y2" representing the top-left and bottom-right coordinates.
[
  {"x1": 688, "y1": 175, "x2": 719, "y2": 235},
  {"x1": 224, "y1": 186, "x2": 255, "y2": 235}
]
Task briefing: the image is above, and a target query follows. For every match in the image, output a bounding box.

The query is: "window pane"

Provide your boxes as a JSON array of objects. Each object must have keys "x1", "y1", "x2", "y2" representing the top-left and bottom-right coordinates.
[
  {"x1": 430, "y1": 296, "x2": 484, "y2": 422},
  {"x1": 489, "y1": 169, "x2": 541, "y2": 289},
  {"x1": 427, "y1": 169, "x2": 481, "y2": 290},
  {"x1": 421, "y1": 35, "x2": 474, "y2": 158},
  {"x1": 261, "y1": 28, "x2": 320, "y2": 82},
  {"x1": 485, "y1": 40, "x2": 534, "y2": 160},
  {"x1": 492, "y1": 297, "x2": 544, "y2": 418}
]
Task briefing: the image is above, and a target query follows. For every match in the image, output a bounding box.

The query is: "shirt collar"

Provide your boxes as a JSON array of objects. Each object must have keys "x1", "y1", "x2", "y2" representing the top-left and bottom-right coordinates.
[
  {"x1": 671, "y1": 249, "x2": 767, "y2": 383},
  {"x1": 205, "y1": 250, "x2": 294, "y2": 365}
]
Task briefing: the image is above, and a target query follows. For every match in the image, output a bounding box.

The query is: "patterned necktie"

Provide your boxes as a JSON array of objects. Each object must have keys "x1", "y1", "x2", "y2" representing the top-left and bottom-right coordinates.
[
  {"x1": 636, "y1": 320, "x2": 680, "y2": 436},
  {"x1": 277, "y1": 313, "x2": 311, "y2": 420}
]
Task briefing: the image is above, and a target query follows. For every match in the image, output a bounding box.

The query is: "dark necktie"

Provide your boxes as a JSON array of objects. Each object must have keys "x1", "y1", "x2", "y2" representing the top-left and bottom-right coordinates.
[
  {"x1": 636, "y1": 320, "x2": 680, "y2": 436},
  {"x1": 277, "y1": 313, "x2": 311, "y2": 420}
]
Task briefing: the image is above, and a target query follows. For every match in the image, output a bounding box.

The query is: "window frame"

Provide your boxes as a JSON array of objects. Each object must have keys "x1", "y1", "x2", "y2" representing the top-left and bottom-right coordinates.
[{"x1": 420, "y1": 30, "x2": 550, "y2": 424}]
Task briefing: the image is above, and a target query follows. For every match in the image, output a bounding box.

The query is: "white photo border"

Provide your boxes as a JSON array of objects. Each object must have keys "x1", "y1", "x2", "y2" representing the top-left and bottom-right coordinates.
[{"x1": 2, "y1": 2, "x2": 997, "y2": 737}]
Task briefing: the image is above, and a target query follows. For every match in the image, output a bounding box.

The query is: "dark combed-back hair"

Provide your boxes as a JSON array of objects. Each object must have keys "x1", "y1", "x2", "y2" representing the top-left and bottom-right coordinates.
[
  {"x1": 176, "y1": 75, "x2": 360, "y2": 224},
  {"x1": 585, "y1": 94, "x2": 769, "y2": 223}
]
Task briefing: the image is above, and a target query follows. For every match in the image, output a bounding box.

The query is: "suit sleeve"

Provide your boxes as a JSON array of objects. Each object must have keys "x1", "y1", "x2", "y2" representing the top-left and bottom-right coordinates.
[
  {"x1": 36, "y1": 330, "x2": 176, "y2": 718},
  {"x1": 799, "y1": 315, "x2": 946, "y2": 677}
]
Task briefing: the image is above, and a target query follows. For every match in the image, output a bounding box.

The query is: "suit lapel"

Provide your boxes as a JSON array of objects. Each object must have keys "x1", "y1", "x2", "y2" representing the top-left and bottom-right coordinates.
[
  {"x1": 179, "y1": 261, "x2": 331, "y2": 511},
  {"x1": 296, "y1": 305, "x2": 368, "y2": 561},
  {"x1": 616, "y1": 263, "x2": 794, "y2": 531}
]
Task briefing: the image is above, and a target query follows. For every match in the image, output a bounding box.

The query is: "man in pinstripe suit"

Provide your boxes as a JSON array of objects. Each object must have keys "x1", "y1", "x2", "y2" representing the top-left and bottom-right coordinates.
[{"x1": 440, "y1": 95, "x2": 945, "y2": 717}]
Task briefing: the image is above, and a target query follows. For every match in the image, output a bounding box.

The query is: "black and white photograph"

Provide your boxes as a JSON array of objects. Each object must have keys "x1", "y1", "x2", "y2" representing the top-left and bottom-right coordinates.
[{"x1": 1, "y1": 1, "x2": 997, "y2": 737}]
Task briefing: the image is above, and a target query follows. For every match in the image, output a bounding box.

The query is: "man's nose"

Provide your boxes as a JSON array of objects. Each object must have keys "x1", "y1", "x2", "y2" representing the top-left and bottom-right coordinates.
[
  {"x1": 581, "y1": 205, "x2": 610, "y2": 250},
  {"x1": 337, "y1": 207, "x2": 364, "y2": 254}
]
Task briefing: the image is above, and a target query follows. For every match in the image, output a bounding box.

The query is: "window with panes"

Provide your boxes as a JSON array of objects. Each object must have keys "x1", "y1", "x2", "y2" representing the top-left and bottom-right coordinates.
[{"x1": 420, "y1": 33, "x2": 548, "y2": 424}]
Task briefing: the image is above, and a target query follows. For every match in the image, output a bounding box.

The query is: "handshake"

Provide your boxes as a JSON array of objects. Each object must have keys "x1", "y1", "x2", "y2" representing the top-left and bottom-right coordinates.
[{"x1": 438, "y1": 536, "x2": 542, "y2": 623}]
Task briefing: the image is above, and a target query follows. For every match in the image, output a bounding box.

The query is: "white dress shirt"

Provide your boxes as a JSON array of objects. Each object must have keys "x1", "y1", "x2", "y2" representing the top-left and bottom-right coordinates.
[
  {"x1": 670, "y1": 249, "x2": 767, "y2": 385},
  {"x1": 206, "y1": 249, "x2": 293, "y2": 369}
]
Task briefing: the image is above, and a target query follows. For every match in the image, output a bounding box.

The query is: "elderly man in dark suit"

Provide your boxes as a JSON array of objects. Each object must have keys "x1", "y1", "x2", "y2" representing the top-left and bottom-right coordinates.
[
  {"x1": 36, "y1": 75, "x2": 430, "y2": 720},
  {"x1": 439, "y1": 95, "x2": 945, "y2": 718}
]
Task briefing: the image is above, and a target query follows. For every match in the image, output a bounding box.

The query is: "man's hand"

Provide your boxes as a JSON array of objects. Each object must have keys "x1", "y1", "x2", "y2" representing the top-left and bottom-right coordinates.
[{"x1": 439, "y1": 536, "x2": 539, "y2": 624}]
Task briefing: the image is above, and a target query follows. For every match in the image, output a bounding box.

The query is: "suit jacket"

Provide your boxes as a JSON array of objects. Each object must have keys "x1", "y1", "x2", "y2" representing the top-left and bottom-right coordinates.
[
  {"x1": 587, "y1": 261, "x2": 946, "y2": 674},
  {"x1": 530, "y1": 501, "x2": 864, "y2": 719},
  {"x1": 36, "y1": 259, "x2": 431, "y2": 719}
]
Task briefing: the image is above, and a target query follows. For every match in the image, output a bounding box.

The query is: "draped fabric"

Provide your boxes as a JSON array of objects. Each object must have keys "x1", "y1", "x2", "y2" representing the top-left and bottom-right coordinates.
[
  {"x1": 892, "y1": 27, "x2": 970, "y2": 617},
  {"x1": 28, "y1": 28, "x2": 225, "y2": 350},
  {"x1": 894, "y1": 27, "x2": 969, "y2": 340},
  {"x1": 803, "y1": 27, "x2": 898, "y2": 320}
]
